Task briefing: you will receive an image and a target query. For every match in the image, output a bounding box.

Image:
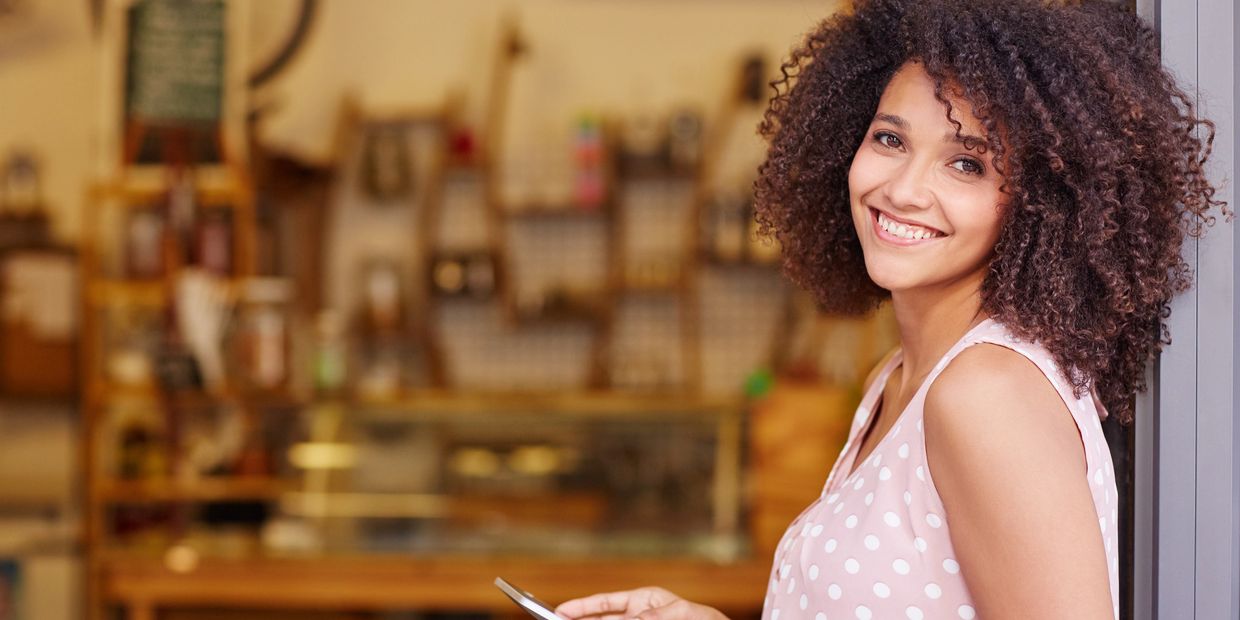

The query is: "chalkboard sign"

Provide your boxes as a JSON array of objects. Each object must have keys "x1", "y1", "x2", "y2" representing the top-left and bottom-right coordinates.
[{"x1": 125, "y1": 0, "x2": 225, "y2": 124}]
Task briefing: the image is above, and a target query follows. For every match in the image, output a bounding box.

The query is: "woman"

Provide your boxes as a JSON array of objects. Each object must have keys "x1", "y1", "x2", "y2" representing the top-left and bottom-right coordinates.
[{"x1": 557, "y1": 0, "x2": 1226, "y2": 618}]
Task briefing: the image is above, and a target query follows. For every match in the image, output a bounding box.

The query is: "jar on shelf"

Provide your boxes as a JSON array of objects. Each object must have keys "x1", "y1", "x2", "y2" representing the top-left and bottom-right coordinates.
[
  {"x1": 195, "y1": 208, "x2": 233, "y2": 276},
  {"x1": 125, "y1": 206, "x2": 166, "y2": 279},
  {"x1": 231, "y1": 278, "x2": 294, "y2": 392}
]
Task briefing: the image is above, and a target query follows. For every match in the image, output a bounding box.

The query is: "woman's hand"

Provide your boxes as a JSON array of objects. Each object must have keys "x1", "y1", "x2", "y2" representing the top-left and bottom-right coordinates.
[{"x1": 554, "y1": 587, "x2": 729, "y2": 620}]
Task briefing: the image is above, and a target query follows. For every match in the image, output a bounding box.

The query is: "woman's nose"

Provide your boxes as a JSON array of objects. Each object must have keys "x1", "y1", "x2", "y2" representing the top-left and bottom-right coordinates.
[{"x1": 882, "y1": 159, "x2": 935, "y2": 211}]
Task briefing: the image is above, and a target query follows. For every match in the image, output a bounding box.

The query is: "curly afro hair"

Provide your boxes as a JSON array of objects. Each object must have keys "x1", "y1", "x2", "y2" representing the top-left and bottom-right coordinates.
[{"x1": 754, "y1": 0, "x2": 1229, "y2": 423}]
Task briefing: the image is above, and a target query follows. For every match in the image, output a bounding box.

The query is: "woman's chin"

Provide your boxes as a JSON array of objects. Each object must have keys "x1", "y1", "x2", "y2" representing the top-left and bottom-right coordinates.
[{"x1": 863, "y1": 265, "x2": 916, "y2": 293}]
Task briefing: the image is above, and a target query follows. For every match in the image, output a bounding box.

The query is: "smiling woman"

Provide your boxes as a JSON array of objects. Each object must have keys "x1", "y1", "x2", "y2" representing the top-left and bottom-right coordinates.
[
  {"x1": 554, "y1": 0, "x2": 1228, "y2": 619},
  {"x1": 753, "y1": 0, "x2": 1226, "y2": 427}
]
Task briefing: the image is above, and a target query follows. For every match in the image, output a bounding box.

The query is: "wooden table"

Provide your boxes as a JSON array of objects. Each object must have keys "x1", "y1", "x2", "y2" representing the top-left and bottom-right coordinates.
[{"x1": 100, "y1": 555, "x2": 773, "y2": 620}]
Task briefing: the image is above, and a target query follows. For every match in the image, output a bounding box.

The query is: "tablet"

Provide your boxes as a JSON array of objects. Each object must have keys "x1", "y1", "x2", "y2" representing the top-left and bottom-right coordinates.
[{"x1": 494, "y1": 577, "x2": 562, "y2": 620}]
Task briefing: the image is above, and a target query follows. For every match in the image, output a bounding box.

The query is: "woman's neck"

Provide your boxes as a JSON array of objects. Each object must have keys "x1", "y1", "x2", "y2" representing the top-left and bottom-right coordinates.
[{"x1": 890, "y1": 275, "x2": 987, "y2": 390}]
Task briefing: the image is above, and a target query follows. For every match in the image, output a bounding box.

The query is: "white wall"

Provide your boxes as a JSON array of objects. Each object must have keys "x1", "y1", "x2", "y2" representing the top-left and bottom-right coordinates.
[
  {"x1": 257, "y1": 1, "x2": 842, "y2": 166},
  {"x1": 0, "y1": 0, "x2": 841, "y2": 241},
  {"x1": 0, "y1": 0, "x2": 96, "y2": 242}
]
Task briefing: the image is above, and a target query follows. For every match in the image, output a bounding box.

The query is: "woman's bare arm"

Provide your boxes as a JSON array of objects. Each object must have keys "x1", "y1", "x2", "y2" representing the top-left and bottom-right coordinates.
[{"x1": 924, "y1": 344, "x2": 1114, "y2": 620}]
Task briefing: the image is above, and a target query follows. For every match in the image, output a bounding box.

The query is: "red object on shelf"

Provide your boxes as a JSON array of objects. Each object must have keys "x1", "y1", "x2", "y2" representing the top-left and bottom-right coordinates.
[{"x1": 449, "y1": 127, "x2": 478, "y2": 163}]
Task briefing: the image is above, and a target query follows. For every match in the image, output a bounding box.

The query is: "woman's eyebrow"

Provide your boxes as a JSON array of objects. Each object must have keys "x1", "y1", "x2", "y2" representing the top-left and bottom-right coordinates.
[
  {"x1": 873, "y1": 112, "x2": 985, "y2": 145},
  {"x1": 874, "y1": 112, "x2": 908, "y2": 129},
  {"x1": 943, "y1": 130, "x2": 986, "y2": 146}
]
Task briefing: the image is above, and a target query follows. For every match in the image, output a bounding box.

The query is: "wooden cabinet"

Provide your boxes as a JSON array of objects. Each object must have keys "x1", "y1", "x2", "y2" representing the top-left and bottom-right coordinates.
[{"x1": 80, "y1": 169, "x2": 267, "y2": 619}]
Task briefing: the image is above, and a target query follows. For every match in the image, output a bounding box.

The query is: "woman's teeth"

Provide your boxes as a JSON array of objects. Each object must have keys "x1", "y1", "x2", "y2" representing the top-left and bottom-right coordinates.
[{"x1": 877, "y1": 211, "x2": 942, "y2": 240}]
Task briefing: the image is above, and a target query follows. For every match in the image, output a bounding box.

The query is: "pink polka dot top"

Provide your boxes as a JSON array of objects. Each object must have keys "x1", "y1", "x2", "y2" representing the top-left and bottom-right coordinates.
[{"x1": 761, "y1": 319, "x2": 1120, "y2": 620}]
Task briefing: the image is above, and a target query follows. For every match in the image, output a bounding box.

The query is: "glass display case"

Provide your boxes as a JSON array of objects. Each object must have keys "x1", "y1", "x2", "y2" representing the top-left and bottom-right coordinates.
[{"x1": 97, "y1": 393, "x2": 745, "y2": 564}]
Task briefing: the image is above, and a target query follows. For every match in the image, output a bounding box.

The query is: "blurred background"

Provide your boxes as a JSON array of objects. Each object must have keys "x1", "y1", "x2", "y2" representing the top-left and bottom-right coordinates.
[{"x1": 0, "y1": 0, "x2": 910, "y2": 618}]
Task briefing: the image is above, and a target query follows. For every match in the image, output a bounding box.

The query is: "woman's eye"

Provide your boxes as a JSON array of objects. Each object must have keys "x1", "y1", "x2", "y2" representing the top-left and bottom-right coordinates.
[
  {"x1": 951, "y1": 158, "x2": 985, "y2": 175},
  {"x1": 874, "y1": 131, "x2": 902, "y2": 149}
]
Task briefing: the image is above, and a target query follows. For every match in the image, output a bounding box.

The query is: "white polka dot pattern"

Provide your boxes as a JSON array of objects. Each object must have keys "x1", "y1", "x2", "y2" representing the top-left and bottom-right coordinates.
[{"x1": 761, "y1": 319, "x2": 1120, "y2": 620}]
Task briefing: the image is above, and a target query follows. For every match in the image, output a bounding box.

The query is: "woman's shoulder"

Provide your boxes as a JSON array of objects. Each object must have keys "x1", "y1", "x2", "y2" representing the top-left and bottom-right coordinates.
[
  {"x1": 952, "y1": 319, "x2": 1084, "y2": 405},
  {"x1": 927, "y1": 339, "x2": 1060, "y2": 412},
  {"x1": 928, "y1": 317, "x2": 1074, "y2": 415},
  {"x1": 923, "y1": 335, "x2": 1082, "y2": 467}
]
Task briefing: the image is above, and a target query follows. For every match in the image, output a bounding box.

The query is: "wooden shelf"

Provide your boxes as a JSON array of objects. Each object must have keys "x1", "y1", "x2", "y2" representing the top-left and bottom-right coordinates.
[
  {"x1": 700, "y1": 253, "x2": 781, "y2": 269},
  {"x1": 615, "y1": 165, "x2": 698, "y2": 182},
  {"x1": 441, "y1": 157, "x2": 488, "y2": 175},
  {"x1": 503, "y1": 204, "x2": 610, "y2": 218},
  {"x1": 97, "y1": 477, "x2": 293, "y2": 504},
  {"x1": 87, "y1": 278, "x2": 251, "y2": 308},
  {"x1": 618, "y1": 280, "x2": 685, "y2": 294},
  {"x1": 509, "y1": 291, "x2": 609, "y2": 325},
  {"x1": 276, "y1": 491, "x2": 608, "y2": 524},
  {"x1": 89, "y1": 176, "x2": 251, "y2": 206},
  {"x1": 356, "y1": 102, "x2": 446, "y2": 125},
  {"x1": 93, "y1": 381, "x2": 728, "y2": 418},
  {"x1": 430, "y1": 292, "x2": 499, "y2": 305},
  {"x1": 87, "y1": 280, "x2": 167, "y2": 306},
  {"x1": 90, "y1": 380, "x2": 304, "y2": 410},
  {"x1": 510, "y1": 306, "x2": 605, "y2": 325},
  {"x1": 347, "y1": 389, "x2": 737, "y2": 419}
]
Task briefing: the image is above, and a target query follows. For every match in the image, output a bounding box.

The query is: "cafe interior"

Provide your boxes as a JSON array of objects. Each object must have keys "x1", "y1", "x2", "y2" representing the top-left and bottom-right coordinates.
[{"x1": 0, "y1": 1, "x2": 1150, "y2": 618}]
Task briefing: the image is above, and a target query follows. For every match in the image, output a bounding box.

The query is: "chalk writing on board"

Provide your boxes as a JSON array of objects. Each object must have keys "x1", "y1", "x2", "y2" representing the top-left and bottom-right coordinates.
[{"x1": 126, "y1": 0, "x2": 225, "y2": 124}]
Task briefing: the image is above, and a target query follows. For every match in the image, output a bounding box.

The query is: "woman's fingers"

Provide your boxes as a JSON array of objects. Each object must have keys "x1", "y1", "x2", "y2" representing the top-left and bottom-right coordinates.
[
  {"x1": 554, "y1": 590, "x2": 638, "y2": 618},
  {"x1": 632, "y1": 600, "x2": 690, "y2": 620},
  {"x1": 555, "y1": 587, "x2": 686, "y2": 619},
  {"x1": 632, "y1": 600, "x2": 727, "y2": 620}
]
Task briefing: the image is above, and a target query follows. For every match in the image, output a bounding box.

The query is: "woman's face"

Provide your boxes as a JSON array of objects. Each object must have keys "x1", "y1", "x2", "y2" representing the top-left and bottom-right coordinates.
[{"x1": 849, "y1": 62, "x2": 1007, "y2": 298}]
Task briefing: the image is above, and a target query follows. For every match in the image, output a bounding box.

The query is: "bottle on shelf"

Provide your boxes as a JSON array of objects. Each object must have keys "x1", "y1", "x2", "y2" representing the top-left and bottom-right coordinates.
[
  {"x1": 231, "y1": 278, "x2": 295, "y2": 393},
  {"x1": 311, "y1": 310, "x2": 349, "y2": 397},
  {"x1": 573, "y1": 114, "x2": 607, "y2": 210}
]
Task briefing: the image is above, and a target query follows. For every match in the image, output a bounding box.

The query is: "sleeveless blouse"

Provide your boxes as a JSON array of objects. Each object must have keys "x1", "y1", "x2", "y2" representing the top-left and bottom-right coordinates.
[{"x1": 761, "y1": 319, "x2": 1120, "y2": 620}]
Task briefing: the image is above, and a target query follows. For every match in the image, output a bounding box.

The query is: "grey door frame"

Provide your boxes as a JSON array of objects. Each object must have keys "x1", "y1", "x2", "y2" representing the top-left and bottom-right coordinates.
[{"x1": 1133, "y1": 0, "x2": 1237, "y2": 619}]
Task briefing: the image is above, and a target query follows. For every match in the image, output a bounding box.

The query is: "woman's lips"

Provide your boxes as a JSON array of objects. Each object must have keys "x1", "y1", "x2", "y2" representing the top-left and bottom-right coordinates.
[{"x1": 870, "y1": 208, "x2": 946, "y2": 246}]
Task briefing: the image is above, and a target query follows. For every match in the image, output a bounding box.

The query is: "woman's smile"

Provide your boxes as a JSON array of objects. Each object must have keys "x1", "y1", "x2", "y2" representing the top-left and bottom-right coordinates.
[{"x1": 869, "y1": 207, "x2": 947, "y2": 246}]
